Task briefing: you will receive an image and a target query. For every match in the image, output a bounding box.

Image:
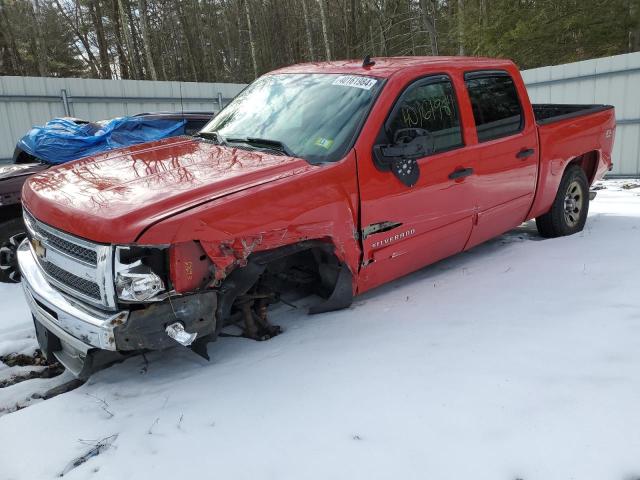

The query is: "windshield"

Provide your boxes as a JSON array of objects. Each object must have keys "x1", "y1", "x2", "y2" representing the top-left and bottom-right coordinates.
[{"x1": 201, "y1": 73, "x2": 382, "y2": 163}]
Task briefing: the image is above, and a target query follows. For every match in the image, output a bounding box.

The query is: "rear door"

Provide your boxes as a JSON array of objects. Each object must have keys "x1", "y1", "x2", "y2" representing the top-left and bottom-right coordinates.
[
  {"x1": 462, "y1": 70, "x2": 539, "y2": 249},
  {"x1": 356, "y1": 74, "x2": 477, "y2": 292}
]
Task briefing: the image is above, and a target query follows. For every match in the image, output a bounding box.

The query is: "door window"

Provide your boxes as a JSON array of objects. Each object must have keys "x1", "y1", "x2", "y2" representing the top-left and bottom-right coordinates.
[
  {"x1": 464, "y1": 73, "x2": 523, "y2": 142},
  {"x1": 386, "y1": 78, "x2": 463, "y2": 154}
]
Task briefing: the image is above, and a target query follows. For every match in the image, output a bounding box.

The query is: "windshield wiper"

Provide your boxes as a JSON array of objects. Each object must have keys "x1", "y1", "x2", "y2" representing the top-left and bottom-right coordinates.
[
  {"x1": 226, "y1": 137, "x2": 294, "y2": 157},
  {"x1": 195, "y1": 131, "x2": 227, "y2": 145}
]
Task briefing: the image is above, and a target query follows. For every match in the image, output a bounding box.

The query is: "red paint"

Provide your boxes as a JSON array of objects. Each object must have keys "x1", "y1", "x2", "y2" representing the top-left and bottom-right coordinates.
[
  {"x1": 527, "y1": 108, "x2": 615, "y2": 219},
  {"x1": 22, "y1": 57, "x2": 615, "y2": 296},
  {"x1": 22, "y1": 136, "x2": 314, "y2": 244},
  {"x1": 169, "y1": 241, "x2": 213, "y2": 292}
]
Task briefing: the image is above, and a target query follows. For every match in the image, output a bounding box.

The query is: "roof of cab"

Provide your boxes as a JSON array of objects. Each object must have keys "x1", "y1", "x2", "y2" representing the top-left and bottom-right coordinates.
[{"x1": 269, "y1": 56, "x2": 516, "y2": 79}]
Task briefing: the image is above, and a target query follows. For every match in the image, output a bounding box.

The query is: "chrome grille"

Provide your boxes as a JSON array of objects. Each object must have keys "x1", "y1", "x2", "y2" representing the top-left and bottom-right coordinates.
[
  {"x1": 44, "y1": 233, "x2": 97, "y2": 264},
  {"x1": 22, "y1": 209, "x2": 116, "y2": 310},
  {"x1": 41, "y1": 262, "x2": 101, "y2": 300},
  {"x1": 24, "y1": 210, "x2": 97, "y2": 265}
]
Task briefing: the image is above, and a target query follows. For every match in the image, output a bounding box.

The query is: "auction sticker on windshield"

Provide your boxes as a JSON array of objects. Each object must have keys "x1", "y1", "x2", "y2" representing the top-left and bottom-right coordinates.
[{"x1": 332, "y1": 75, "x2": 378, "y2": 90}]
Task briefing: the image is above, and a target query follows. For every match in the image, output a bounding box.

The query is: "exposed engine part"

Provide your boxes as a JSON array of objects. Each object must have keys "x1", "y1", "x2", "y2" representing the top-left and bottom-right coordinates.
[
  {"x1": 219, "y1": 242, "x2": 353, "y2": 337},
  {"x1": 215, "y1": 260, "x2": 266, "y2": 337},
  {"x1": 184, "y1": 241, "x2": 355, "y2": 357},
  {"x1": 229, "y1": 289, "x2": 282, "y2": 340}
]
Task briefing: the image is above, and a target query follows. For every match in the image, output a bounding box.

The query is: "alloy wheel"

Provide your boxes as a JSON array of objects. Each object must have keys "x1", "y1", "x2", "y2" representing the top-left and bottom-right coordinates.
[{"x1": 563, "y1": 180, "x2": 584, "y2": 228}]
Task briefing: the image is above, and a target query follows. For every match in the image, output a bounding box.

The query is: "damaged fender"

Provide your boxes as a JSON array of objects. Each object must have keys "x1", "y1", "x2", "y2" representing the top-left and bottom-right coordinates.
[{"x1": 141, "y1": 151, "x2": 362, "y2": 291}]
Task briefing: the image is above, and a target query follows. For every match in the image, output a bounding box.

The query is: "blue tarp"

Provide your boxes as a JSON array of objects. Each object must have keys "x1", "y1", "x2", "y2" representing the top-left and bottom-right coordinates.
[{"x1": 17, "y1": 116, "x2": 187, "y2": 165}]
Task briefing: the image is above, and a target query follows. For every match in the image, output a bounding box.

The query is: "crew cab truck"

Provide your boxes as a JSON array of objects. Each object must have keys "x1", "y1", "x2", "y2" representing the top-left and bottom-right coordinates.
[{"x1": 17, "y1": 57, "x2": 615, "y2": 377}]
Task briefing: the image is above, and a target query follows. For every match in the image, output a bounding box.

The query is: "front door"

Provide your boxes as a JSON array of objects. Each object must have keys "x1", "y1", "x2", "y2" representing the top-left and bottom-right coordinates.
[{"x1": 356, "y1": 74, "x2": 477, "y2": 293}]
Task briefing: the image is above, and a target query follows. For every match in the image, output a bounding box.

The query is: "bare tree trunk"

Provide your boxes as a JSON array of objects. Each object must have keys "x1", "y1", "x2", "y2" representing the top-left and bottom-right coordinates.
[
  {"x1": 159, "y1": 54, "x2": 168, "y2": 81},
  {"x1": 176, "y1": 1, "x2": 199, "y2": 81},
  {"x1": 137, "y1": 0, "x2": 157, "y2": 80},
  {"x1": 369, "y1": 24, "x2": 375, "y2": 56},
  {"x1": 124, "y1": 0, "x2": 145, "y2": 78},
  {"x1": 195, "y1": 0, "x2": 216, "y2": 81},
  {"x1": 54, "y1": 0, "x2": 100, "y2": 76},
  {"x1": 222, "y1": 8, "x2": 235, "y2": 76},
  {"x1": 457, "y1": 0, "x2": 465, "y2": 55},
  {"x1": 301, "y1": 0, "x2": 315, "y2": 61},
  {"x1": 409, "y1": 6, "x2": 416, "y2": 56},
  {"x1": 244, "y1": 0, "x2": 258, "y2": 78},
  {"x1": 419, "y1": 0, "x2": 438, "y2": 55},
  {"x1": 631, "y1": 0, "x2": 640, "y2": 51},
  {"x1": 479, "y1": 0, "x2": 487, "y2": 27},
  {"x1": 117, "y1": 0, "x2": 138, "y2": 78},
  {"x1": 110, "y1": 0, "x2": 130, "y2": 78},
  {"x1": 378, "y1": 15, "x2": 388, "y2": 56},
  {"x1": 30, "y1": 0, "x2": 48, "y2": 76},
  {"x1": 0, "y1": 0, "x2": 23, "y2": 74},
  {"x1": 169, "y1": 7, "x2": 184, "y2": 81},
  {"x1": 349, "y1": 0, "x2": 357, "y2": 57},
  {"x1": 317, "y1": 0, "x2": 331, "y2": 60},
  {"x1": 90, "y1": 0, "x2": 112, "y2": 78}
]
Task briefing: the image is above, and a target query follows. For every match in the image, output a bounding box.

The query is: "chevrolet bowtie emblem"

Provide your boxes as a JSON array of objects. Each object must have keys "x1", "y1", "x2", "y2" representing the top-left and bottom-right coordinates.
[{"x1": 31, "y1": 238, "x2": 46, "y2": 259}]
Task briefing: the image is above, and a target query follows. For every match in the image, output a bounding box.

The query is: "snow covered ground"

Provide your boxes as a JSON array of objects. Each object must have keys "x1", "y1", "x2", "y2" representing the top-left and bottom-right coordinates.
[{"x1": 1, "y1": 179, "x2": 639, "y2": 480}]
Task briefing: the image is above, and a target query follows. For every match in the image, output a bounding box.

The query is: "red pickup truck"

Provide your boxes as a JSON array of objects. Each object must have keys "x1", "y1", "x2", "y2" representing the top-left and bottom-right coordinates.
[{"x1": 17, "y1": 57, "x2": 615, "y2": 377}]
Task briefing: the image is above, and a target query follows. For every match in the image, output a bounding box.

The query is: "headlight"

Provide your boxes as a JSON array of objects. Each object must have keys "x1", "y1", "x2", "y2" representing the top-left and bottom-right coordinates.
[
  {"x1": 115, "y1": 246, "x2": 167, "y2": 302},
  {"x1": 116, "y1": 263, "x2": 165, "y2": 301}
]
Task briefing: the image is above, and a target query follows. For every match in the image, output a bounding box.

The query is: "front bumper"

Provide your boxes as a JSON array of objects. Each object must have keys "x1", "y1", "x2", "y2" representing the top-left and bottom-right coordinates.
[
  {"x1": 18, "y1": 239, "x2": 217, "y2": 377},
  {"x1": 18, "y1": 239, "x2": 128, "y2": 376}
]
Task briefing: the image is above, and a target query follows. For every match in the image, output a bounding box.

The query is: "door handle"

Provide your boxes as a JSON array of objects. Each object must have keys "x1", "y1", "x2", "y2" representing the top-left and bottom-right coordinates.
[
  {"x1": 448, "y1": 167, "x2": 474, "y2": 180},
  {"x1": 516, "y1": 148, "x2": 535, "y2": 159}
]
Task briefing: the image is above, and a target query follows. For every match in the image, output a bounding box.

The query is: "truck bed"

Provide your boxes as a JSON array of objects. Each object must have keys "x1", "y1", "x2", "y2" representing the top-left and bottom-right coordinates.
[
  {"x1": 528, "y1": 103, "x2": 616, "y2": 221},
  {"x1": 533, "y1": 104, "x2": 613, "y2": 125}
]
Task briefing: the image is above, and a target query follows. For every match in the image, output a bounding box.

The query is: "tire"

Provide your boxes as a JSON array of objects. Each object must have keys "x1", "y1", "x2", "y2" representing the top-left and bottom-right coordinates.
[
  {"x1": 536, "y1": 165, "x2": 589, "y2": 238},
  {"x1": 0, "y1": 218, "x2": 27, "y2": 283}
]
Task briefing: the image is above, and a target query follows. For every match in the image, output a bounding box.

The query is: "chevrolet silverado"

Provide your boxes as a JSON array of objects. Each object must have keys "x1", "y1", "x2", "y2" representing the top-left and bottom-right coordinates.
[{"x1": 17, "y1": 57, "x2": 616, "y2": 377}]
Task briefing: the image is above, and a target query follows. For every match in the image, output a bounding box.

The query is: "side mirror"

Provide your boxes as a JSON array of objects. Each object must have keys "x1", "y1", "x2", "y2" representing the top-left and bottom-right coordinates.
[{"x1": 373, "y1": 128, "x2": 435, "y2": 187}]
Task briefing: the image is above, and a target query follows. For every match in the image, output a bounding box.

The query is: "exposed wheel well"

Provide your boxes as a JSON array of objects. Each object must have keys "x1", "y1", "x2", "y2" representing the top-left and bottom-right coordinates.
[
  {"x1": 214, "y1": 241, "x2": 352, "y2": 335},
  {"x1": 567, "y1": 151, "x2": 599, "y2": 185}
]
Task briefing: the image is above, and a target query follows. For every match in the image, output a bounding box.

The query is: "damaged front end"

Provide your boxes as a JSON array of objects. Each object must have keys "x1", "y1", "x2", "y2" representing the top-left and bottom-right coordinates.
[
  {"x1": 112, "y1": 243, "x2": 219, "y2": 355},
  {"x1": 18, "y1": 231, "x2": 219, "y2": 377},
  {"x1": 19, "y1": 210, "x2": 353, "y2": 378}
]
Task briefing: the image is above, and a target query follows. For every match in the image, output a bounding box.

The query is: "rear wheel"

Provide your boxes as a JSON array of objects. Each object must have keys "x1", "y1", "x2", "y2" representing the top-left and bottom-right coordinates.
[
  {"x1": 536, "y1": 165, "x2": 589, "y2": 238},
  {"x1": 0, "y1": 218, "x2": 26, "y2": 283}
]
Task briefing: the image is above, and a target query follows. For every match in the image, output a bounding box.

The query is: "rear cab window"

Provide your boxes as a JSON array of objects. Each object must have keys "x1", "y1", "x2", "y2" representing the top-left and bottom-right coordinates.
[
  {"x1": 385, "y1": 75, "x2": 464, "y2": 154},
  {"x1": 464, "y1": 71, "x2": 523, "y2": 142}
]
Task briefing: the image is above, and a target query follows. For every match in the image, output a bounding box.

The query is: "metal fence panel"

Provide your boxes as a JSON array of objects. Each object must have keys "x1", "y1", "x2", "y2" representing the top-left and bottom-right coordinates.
[
  {"x1": 521, "y1": 51, "x2": 640, "y2": 177},
  {"x1": 3, "y1": 54, "x2": 640, "y2": 175},
  {"x1": 0, "y1": 76, "x2": 246, "y2": 161}
]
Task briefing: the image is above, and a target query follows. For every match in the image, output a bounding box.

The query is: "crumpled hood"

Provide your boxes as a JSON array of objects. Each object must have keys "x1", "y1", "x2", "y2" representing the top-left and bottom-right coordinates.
[{"x1": 22, "y1": 136, "x2": 314, "y2": 243}]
